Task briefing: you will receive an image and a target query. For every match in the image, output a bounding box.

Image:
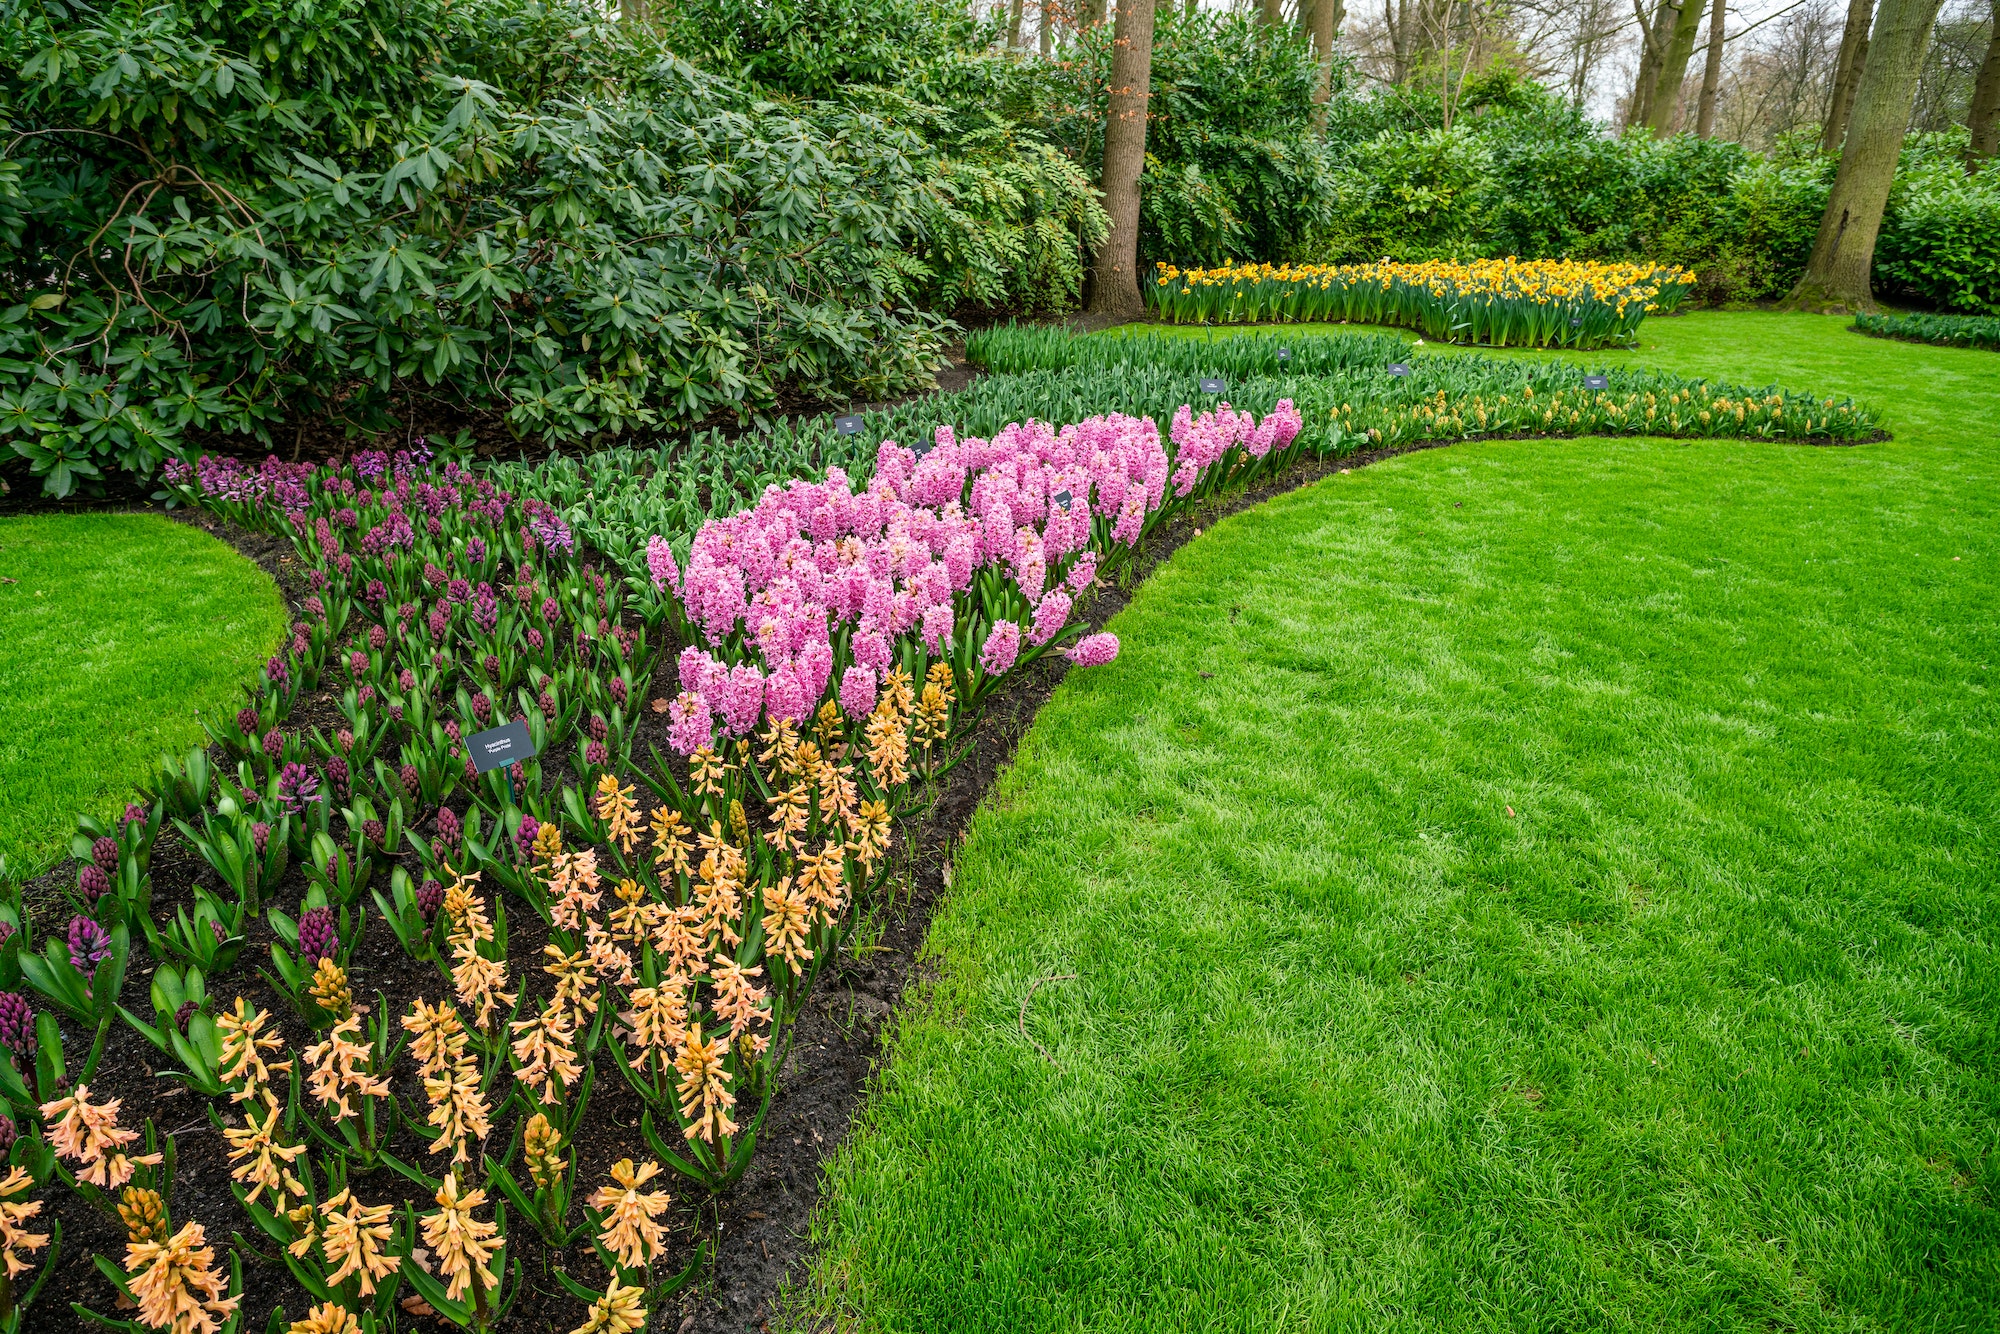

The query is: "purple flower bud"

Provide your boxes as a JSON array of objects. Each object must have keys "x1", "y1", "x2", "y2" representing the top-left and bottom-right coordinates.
[
  {"x1": 400, "y1": 764, "x2": 419, "y2": 797},
  {"x1": 210, "y1": 919, "x2": 229, "y2": 945},
  {"x1": 538, "y1": 689, "x2": 555, "y2": 717},
  {"x1": 93, "y1": 837, "x2": 120, "y2": 871},
  {"x1": 369, "y1": 624, "x2": 387, "y2": 651},
  {"x1": 417, "y1": 878, "x2": 445, "y2": 919},
  {"x1": 436, "y1": 807, "x2": 461, "y2": 846},
  {"x1": 0, "y1": 993, "x2": 31, "y2": 1055},
  {"x1": 123, "y1": 803, "x2": 147, "y2": 828},
  {"x1": 328, "y1": 756, "x2": 351, "y2": 796},
  {"x1": 173, "y1": 999, "x2": 199, "y2": 1032},
  {"x1": 362, "y1": 819, "x2": 385, "y2": 849},
  {"x1": 79, "y1": 864, "x2": 111, "y2": 903},
  {"x1": 237, "y1": 707, "x2": 260, "y2": 735},
  {"x1": 444, "y1": 720, "x2": 460, "y2": 743},
  {"x1": 527, "y1": 628, "x2": 544, "y2": 651},
  {"x1": 304, "y1": 594, "x2": 326, "y2": 619},
  {"x1": 463, "y1": 758, "x2": 477, "y2": 781},
  {"x1": 364, "y1": 577, "x2": 384, "y2": 602},
  {"x1": 585, "y1": 739, "x2": 607, "y2": 766},
  {"x1": 297, "y1": 907, "x2": 338, "y2": 964},
  {"x1": 263, "y1": 728, "x2": 287, "y2": 759},
  {"x1": 278, "y1": 762, "x2": 320, "y2": 814},
  {"x1": 400, "y1": 669, "x2": 416, "y2": 691},
  {"x1": 252, "y1": 822, "x2": 272, "y2": 855},
  {"x1": 541, "y1": 597, "x2": 559, "y2": 622},
  {"x1": 348, "y1": 650, "x2": 370, "y2": 680},
  {"x1": 483, "y1": 654, "x2": 499, "y2": 679},
  {"x1": 466, "y1": 538, "x2": 486, "y2": 564},
  {"x1": 473, "y1": 694, "x2": 491, "y2": 723},
  {"x1": 515, "y1": 814, "x2": 540, "y2": 859},
  {"x1": 0, "y1": 1118, "x2": 16, "y2": 1155},
  {"x1": 265, "y1": 655, "x2": 289, "y2": 686},
  {"x1": 68, "y1": 916, "x2": 110, "y2": 972},
  {"x1": 609, "y1": 677, "x2": 627, "y2": 706},
  {"x1": 0, "y1": 922, "x2": 14, "y2": 949},
  {"x1": 337, "y1": 729, "x2": 354, "y2": 752},
  {"x1": 589, "y1": 714, "x2": 608, "y2": 743},
  {"x1": 358, "y1": 683, "x2": 376, "y2": 706}
]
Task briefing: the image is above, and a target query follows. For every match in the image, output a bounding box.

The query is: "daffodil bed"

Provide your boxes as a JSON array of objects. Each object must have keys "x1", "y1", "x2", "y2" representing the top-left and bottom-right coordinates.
[
  {"x1": 1147, "y1": 259, "x2": 1696, "y2": 350},
  {"x1": 0, "y1": 317, "x2": 1896, "y2": 1334},
  {"x1": 805, "y1": 312, "x2": 2000, "y2": 1332}
]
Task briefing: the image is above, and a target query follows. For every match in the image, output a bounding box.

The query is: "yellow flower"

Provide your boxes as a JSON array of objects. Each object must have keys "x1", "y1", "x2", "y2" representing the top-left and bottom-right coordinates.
[
  {"x1": 223, "y1": 1089, "x2": 307, "y2": 1207},
  {"x1": 421, "y1": 1173, "x2": 501, "y2": 1305},
  {"x1": 570, "y1": 1279, "x2": 647, "y2": 1334},
  {"x1": 286, "y1": 1303, "x2": 361, "y2": 1334},
  {"x1": 593, "y1": 774, "x2": 641, "y2": 853},
  {"x1": 0, "y1": 1166, "x2": 49, "y2": 1280},
  {"x1": 674, "y1": 1022, "x2": 737, "y2": 1144},
  {"x1": 302, "y1": 1017, "x2": 390, "y2": 1122},
  {"x1": 40, "y1": 1085, "x2": 161, "y2": 1190},
  {"x1": 523, "y1": 1112, "x2": 567, "y2": 1191},
  {"x1": 318, "y1": 1189, "x2": 398, "y2": 1295},
  {"x1": 215, "y1": 997, "x2": 291, "y2": 1101},
  {"x1": 587, "y1": 1159, "x2": 672, "y2": 1270},
  {"x1": 124, "y1": 1221, "x2": 239, "y2": 1334}
]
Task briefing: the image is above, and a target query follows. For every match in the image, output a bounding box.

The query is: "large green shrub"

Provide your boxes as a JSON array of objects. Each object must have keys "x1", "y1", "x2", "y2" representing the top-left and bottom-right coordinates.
[{"x1": 0, "y1": 0, "x2": 954, "y2": 497}]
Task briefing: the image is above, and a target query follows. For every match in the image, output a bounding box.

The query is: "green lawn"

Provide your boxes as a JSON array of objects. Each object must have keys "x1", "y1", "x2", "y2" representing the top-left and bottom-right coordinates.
[
  {"x1": 809, "y1": 312, "x2": 1999, "y2": 1332},
  {"x1": 0, "y1": 513, "x2": 286, "y2": 875}
]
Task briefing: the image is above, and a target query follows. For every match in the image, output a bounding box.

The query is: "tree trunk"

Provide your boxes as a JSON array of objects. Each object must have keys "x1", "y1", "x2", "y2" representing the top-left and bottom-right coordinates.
[
  {"x1": 1644, "y1": 0, "x2": 1704, "y2": 135},
  {"x1": 1695, "y1": 0, "x2": 1726, "y2": 136},
  {"x1": 1040, "y1": 0, "x2": 1053, "y2": 54},
  {"x1": 1311, "y1": 0, "x2": 1345, "y2": 129},
  {"x1": 1084, "y1": 0, "x2": 1107, "y2": 28},
  {"x1": 1784, "y1": 0, "x2": 1945, "y2": 312},
  {"x1": 1262, "y1": 0, "x2": 1286, "y2": 26},
  {"x1": 1388, "y1": 0, "x2": 1410, "y2": 84},
  {"x1": 1967, "y1": 0, "x2": 2000, "y2": 169},
  {"x1": 1821, "y1": 0, "x2": 1876, "y2": 152},
  {"x1": 1008, "y1": 0, "x2": 1026, "y2": 46},
  {"x1": 1088, "y1": 0, "x2": 1157, "y2": 321},
  {"x1": 1626, "y1": 0, "x2": 1672, "y2": 130}
]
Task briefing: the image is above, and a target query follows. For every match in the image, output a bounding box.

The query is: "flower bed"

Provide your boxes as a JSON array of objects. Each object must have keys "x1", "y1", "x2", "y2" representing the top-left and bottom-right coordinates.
[
  {"x1": 1145, "y1": 259, "x2": 1696, "y2": 348},
  {"x1": 0, "y1": 395, "x2": 1309, "y2": 1332}
]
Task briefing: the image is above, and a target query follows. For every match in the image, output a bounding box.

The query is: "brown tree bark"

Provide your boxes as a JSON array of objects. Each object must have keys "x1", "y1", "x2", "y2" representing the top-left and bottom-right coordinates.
[
  {"x1": 1040, "y1": 0, "x2": 1054, "y2": 54},
  {"x1": 1821, "y1": 0, "x2": 1876, "y2": 152},
  {"x1": 1084, "y1": 0, "x2": 1108, "y2": 29},
  {"x1": 1311, "y1": 0, "x2": 1346, "y2": 129},
  {"x1": 1967, "y1": 0, "x2": 2000, "y2": 169},
  {"x1": 1388, "y1": 0, "x2": 1412, "y2": 84},
  {"x1": 1626, "y1": 0, "x2": 1672, "y2": 130},
  {"x1": 1088, "y1": 0, "x2": 1157, "y2": 321},
  {"x1": 1644, "y1": 0, "x2": 1705, "y2": 134},
  {"x1": 1784, "y1": 0, "x2": 1946, "y2": 311},
  {"x1": 1009, "y1": 0, "x2": 1026, "y2": 47},
  {"x1": 1695, "y1": 0, "x2": 1726, "y2": 136}
]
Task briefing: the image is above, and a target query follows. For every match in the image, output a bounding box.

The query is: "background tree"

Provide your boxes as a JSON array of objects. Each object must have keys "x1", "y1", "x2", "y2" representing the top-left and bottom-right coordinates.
[
  {"x1": 1785, "y1": 0, "x2": 1948, "y2": 309},
  {"x1": 1971, "y1": 0, "x2": 2000, "y2": 164},
  {"x1": 1696, "y1": 0, "x2": 1728, "y2": 134},
  {"x1": 1822, "y1": 0, "x2": 1878, "y2": 148},
  {"x1": 1088, "y1": 0, "x2": 1158, "y2": 317}
]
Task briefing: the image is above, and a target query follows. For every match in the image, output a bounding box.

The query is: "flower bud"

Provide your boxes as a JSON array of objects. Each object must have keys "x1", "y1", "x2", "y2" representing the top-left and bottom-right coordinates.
[
  {"x1": 93, "y1": 836, "x2": 120, "y2": 871},
  {"x1": 297, "y1": 907, "x2": 339, "y2": 964},
  {"x1": 0, "y1": 993, "x2": 33, "y2": 1054}
]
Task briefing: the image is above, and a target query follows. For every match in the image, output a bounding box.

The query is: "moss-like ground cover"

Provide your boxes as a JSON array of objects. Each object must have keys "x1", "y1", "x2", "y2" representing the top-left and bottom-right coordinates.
[
  {"x1": 0, "y1": 513, "x2": 286, "y2": 873},
  {"x1": 809, "y1": 312, "x2": 1998, "y2": 1331}
]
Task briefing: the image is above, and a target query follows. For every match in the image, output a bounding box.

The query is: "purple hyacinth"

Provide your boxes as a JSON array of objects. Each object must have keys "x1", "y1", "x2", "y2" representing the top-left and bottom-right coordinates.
[
  {"x1": 0, "y1": 993, "x2": 31, "y2": 1054},
  {"x1": 278, "y1": 762, "x2": 320, "y2": 814},
  {"x1": 362, "y1": 819, "x2": 385, "y2": 849},
  {"x1": 173, "y1": 1000, "x2": 199, "y2": 1032},
  {"x1": 68, "y1": 916, "x2": 111, "y2": 972},
  {"x1": 417, "y1": 878, "x2": 445, "y2": 920},
  {"x1": 514, "y1": 814, "x2": 540, "y2": 860},
  {"x1": 472, "y1": 694, "x2": 491, "y2": 724},
  {"x1": 327, "y1": 756, "x2": 351, "y2": 797},
  {"x1": 236, "y1": 706, "x2": 259, "y2": 736},
  {"x1": 93, "y1": 837, "x2": 120, "y2": 871},
  {"x1": 262, "y1": 728, "x2": 286, "y2": 759},
  {"x1": 78, "y1": 864, "x2": 110, "y2": 903},
  {"x1": 435, "y1": 807, "x2": 461, "y2": 848},
  {"x1": 399, "y1": 764, "x2": 419, "y2": 797},
  {"x1": 0, "y1": 1118, "x2": 16, "y2": 1155},
  {"x1": 122, "y1": 803, "x2": 147, "y2": 829},
  {"x1": 368, "y1": 624, "x2": 387, "y2": 651},
  {"x1": 0, "y1": 922, "x2": 14, "y2": 949},
  {"x1": 210, "y1": 919, "x2": 229, "y2": 945},
  {"x1": 589, "y1": 714, "x2": 608, "y2": 743},
  {"x1": 252, "y1": 822, "x2": 272, "y2": 856},
  {"x1": 296, "y1": 907, "x2": 338, "y2": 964},
  {"x1": 348, "y1": 650, "x2": 370, "y2": 680},
  {"x1": 609, "y1": 677, "x2": 627, "y2": 706}
]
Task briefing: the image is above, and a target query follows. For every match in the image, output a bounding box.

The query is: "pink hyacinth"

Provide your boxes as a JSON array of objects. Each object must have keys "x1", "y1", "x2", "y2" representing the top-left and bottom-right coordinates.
[
  {"x1": 920, "y1": 602, "x2": 954, "y2": 654},
  {"x1": 839, "y1": 665, "x2": 876, "y2": 719},
  {"x1": 667, "y1": 692, "x2": 712, "y2": 756},
  {"x1": 1066, "y1": 551, "x2": 1098, "y2": 593},
  {"x1": 1065, "y1": 632, "x2": 1119, "y2": 667},
  {"x1": 646, "y1": 535, "x2": 680, "y2": 594},
  {"x1": 1029, "y1": 590, "x2": 1072, "y2": 647},
  {"x1": 979, "y1": 620, "x2": 1021, "y2": 676}
]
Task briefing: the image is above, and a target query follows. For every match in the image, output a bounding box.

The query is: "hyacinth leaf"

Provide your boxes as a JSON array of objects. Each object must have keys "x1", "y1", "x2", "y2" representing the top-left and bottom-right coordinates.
[
  {"x1": 380, "y1": 1150, "x2": 443, "y2": 1196},
  {"x1": 638, "y1": 1108, "x2": 718, "y2": 1190}
]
